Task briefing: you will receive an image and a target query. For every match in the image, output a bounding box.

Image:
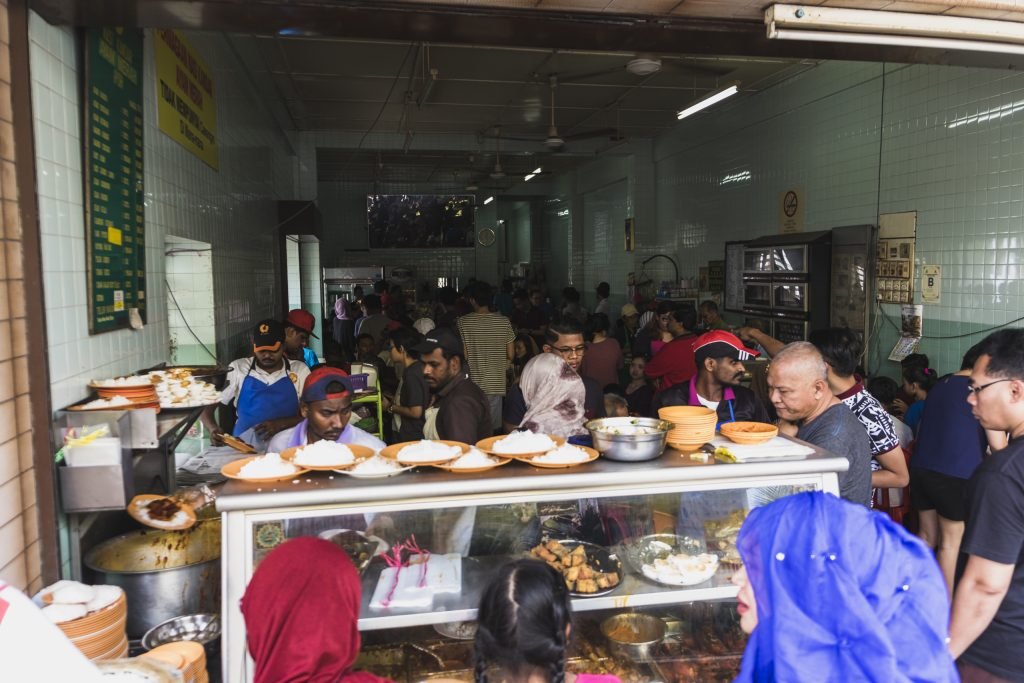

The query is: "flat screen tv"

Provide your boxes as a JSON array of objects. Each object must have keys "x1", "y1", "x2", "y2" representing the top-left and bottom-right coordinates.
[{"x1": 367, "y1": 194, "x2": 475, "y2": 248}]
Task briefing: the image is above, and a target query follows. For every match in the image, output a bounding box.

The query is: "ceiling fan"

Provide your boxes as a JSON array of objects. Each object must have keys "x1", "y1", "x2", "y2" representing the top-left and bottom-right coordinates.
[
  {"x1": 485, "y1": 76, "x2": 617, "y2": 151},
  {"x1": 555, "y1": 52, "x2": 733, "y2": 84}
]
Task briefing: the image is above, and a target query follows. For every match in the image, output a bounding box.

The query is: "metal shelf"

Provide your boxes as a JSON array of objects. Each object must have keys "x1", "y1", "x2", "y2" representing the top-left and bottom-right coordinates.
[{"x1": 356, "y1": 554, "x2": 737, "y2": 632}]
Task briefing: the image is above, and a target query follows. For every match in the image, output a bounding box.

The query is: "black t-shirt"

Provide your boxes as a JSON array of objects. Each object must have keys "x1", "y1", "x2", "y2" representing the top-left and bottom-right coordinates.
[
  {"x1": 796, "y1": 403, "x2": 873, "y2": 507},
  {"x1": 504, "y1": 375, "x2": 605, "y2": 427},
  {"x1": 396, "y1": 361, "x2": 429, "y2": 442},
  {"x1": 960, "y1": 437, "x2": 1024, "y2": 679}
]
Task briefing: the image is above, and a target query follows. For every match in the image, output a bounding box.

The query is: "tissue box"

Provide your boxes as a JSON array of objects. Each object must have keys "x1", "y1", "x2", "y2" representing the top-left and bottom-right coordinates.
[{"x1": 349, "y1": 374, "x2": 369, "y2": 391}]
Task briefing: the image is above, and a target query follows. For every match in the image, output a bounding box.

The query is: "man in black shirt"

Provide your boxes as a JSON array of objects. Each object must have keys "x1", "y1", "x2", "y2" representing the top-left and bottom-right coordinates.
[
  {"x1": 651, "y1": 330, "x2": 768, "y2": 425},
  {"x1": 413, "y1": 327, "x2": 492, "y2": 444},
  {"x1": 503, "y1": 320, "x2": 605, "y2": 432},
  {"x1": 950, "y1": 329, "x2": 1024, "y2": 681}
]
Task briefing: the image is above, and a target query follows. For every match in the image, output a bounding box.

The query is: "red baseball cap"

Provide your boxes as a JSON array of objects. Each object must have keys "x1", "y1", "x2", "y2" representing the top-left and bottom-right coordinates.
[
  {"x1": 285, "y1": 309, "x2": 319, "y2": 339},
  {"x1": 301, "y1": 366, "x2": 352, "y2": 403},
  {"x1": 692, "y1": 330, "x2": 760, "y2": 365}
]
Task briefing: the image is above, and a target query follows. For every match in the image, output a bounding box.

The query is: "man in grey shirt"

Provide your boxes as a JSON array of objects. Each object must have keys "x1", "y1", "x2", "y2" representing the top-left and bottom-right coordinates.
[{"x1": 767, "y1": 342, "x2": 873, "y2": 506}]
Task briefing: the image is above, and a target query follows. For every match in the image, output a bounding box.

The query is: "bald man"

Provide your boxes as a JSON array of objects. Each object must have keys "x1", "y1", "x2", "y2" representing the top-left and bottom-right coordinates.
[{"x1": 767, "y1": 342, "x2": 873, "y2": 506}]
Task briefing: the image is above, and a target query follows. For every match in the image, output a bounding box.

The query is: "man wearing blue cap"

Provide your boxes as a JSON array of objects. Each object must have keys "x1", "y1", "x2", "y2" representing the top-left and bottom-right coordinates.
[{"x1": 267, "y1": 366, "x2": 385, "y2": 453}]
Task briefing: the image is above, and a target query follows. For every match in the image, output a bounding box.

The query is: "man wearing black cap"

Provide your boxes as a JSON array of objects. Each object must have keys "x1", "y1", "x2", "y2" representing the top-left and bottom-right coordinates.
[
  {"x1": 284, "y1": 309, "x2": 319, "y2": 368},
  {"x1": 413, "y1": 327, "x2": 492, "y2": 444},
  {"x1": 201, "y1": 318, "x2": 310, "y2": 451},
  {"x1": 267, "y1": 366, "x2": 385, "y2": 453},
  {"x1": 652, "y1": 330, "x2": 770, "y2": 426}
]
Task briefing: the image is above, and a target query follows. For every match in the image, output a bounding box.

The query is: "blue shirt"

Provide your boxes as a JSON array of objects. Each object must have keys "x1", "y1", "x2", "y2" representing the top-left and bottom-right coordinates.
[
  {"x1": 912, "y1": 374, "x2": 986, "y2": 480},
  {"x1": 904, "y1": 399, "x2": 925, "y2": 434},
  {"x1": 302, "y1": 347, "x2": 317, "y2": 368}
]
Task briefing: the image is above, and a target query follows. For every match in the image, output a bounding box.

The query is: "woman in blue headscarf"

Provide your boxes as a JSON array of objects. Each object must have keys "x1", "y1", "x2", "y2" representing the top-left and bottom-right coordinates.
[{"x1": 731, "y1": 491, "x2": 958, "y2": 683}]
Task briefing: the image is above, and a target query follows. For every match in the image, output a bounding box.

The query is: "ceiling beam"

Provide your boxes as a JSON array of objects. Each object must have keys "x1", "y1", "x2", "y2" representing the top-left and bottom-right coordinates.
[{"x1": 29, "y1": 0, "x2": 1024, "y2": 68}]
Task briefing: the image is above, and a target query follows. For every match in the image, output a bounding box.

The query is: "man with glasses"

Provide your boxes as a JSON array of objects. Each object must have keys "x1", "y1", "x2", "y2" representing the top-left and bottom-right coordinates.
[
  {"x1": 950, "y1": 329, "x2": 1024, "y2": 682},
  {"x1": 502, "y1": 320, "x2": 605, "y2": 433},
  {"x1": 266, "y1": 366, "x2": 385, "y2": 453}
]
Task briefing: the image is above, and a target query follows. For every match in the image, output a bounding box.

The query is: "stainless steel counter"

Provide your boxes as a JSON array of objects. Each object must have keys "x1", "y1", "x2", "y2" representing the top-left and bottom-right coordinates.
[{"x1": 217, "y1": 439, "x2": 848, "y2": 513}]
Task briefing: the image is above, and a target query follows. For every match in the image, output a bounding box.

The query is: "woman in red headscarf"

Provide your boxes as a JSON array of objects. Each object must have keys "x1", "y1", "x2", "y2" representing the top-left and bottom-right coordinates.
[{"x1": 240, "y1": 537, "x2": 392, "y2": 683}]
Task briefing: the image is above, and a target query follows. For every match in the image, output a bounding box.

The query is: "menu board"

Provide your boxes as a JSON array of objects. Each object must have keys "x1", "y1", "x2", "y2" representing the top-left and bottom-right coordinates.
[{"x1": 84, "y1": 28, "x2": 145, "y2": 333}]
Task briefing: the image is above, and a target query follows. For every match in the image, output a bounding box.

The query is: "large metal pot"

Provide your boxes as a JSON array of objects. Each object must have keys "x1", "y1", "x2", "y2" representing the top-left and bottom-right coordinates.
[
  {"x1": 600, "y1": 613, "x2": 666, "y2": 662},
  {"x1": 84, "y1": 518, "x2": 221, "y2": 637}
]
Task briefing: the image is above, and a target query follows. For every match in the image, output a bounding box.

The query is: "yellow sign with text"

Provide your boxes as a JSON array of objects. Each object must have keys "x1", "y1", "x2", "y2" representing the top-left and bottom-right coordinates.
[{"x1": 154, "y1": 30, "x2": 218, "y2": 169}]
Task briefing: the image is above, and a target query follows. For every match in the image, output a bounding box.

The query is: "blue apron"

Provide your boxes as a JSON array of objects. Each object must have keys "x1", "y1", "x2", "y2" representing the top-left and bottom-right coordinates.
[{"x1": 233, "y1": 359, "x2": 299, "y2": 437}]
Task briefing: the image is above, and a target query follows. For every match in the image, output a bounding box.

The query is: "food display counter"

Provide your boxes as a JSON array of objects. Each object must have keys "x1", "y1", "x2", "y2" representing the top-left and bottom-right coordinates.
[{"x1": 218, "y1": 441, "x2": 847, "y2": 683}]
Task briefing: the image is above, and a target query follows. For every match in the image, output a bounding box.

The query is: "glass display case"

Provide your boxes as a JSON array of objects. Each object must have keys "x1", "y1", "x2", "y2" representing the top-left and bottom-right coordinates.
[{"x1": 218, "y1": 444, "x2": 846, "y2": 682}]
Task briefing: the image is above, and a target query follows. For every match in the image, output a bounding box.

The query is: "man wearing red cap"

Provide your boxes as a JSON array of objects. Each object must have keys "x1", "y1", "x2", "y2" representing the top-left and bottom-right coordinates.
[
  {"x1": 284, "y1": 309, "x2": 319, "y2": 368},
  {"x1": 652, "y1": 330, "x2": 770, "y2": 426},
  {"x1": 267, "y1": 366, "x2": 385, "y2": 453}
]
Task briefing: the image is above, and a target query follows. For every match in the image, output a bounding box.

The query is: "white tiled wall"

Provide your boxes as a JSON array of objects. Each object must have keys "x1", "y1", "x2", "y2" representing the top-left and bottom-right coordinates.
[
  {"x1": 165, "y1": 236, "x2": 216, "y2": 365},
  {"x1": 31, "y1": 16, "x2": 297, "y2": 411},
  {"x1": 562, "y1": 60, "x2": 1024, "y2": 376},
  {"x1": 298, "y1": 239, "x2": 323, "y2": 357}
]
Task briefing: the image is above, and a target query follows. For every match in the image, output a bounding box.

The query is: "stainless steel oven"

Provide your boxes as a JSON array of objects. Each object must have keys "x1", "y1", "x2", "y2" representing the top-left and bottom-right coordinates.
[
  {"x1": 773, "y1": 318, "x2": 809, "y2": 344},
  {"x1": 742, "y1": 279, "x2": 773, "y2": 310},
  {"x1": 771, "y1": 246, "x2": 808, "y2": 274},
  {"x1": 773, "y1": 282, "x2": 809, "y2": 313},
  {"x1": 743, "y1": 248, "x2": 773, "y2": 274}
]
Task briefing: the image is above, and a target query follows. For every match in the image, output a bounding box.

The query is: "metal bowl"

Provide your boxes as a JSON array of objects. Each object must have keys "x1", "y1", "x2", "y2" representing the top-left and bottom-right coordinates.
[
  {"x1": 584, "y1": 417, "x2": 672, "y2": 462},
  {"x1": 600, "y1": 612, "x2": 666, "y2": 662},
  {"x1": 142, "y1": 613, "x2": 221, "y2": 659}
]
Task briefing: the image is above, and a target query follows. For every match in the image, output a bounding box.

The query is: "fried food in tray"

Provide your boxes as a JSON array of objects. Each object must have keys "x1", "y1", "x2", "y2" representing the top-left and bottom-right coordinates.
[
  {"x1": 650, "y1": 655, "x2": 742, "y2": 683},
  {"x1": 529, "y1": 539, "x2": 621, "y2": 596}
]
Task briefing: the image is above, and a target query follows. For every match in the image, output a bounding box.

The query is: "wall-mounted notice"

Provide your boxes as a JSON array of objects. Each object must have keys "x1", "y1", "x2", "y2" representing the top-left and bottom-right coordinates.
[
  {"x1": 154, "y1": 30, "x2": 219, "y2": 169},
  {"x1": 85, "y1": 28, "x2": 146, "y2": 334},
  {"x1": 922, "y1": 265, "x2": 941, "y2": 304},
  {"x1": 779, "y1": 188, "x2": 804, "y2": 234}
]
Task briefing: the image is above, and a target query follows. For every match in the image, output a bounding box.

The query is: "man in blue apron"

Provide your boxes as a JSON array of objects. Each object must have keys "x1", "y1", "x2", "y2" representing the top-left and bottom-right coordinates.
[
  {"x1": 201, "y1": 319, "x2": 310, "y2": 451},
  {"x1": 284, "y1": 309, "x2": 319, "y2": 368},
  {"x1": 652, "y1": 330, "x2": 768, "y2": 427}
]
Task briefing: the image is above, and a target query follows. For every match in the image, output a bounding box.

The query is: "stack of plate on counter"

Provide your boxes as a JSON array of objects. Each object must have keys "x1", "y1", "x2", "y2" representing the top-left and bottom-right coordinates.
[
  {"x1": 89, "y1": 377, "x2": 160, "y2": 410},
  {"x1": 658, "y1": 406, "x2": 718, "y2": 451},
  {"x1": 139, "y1": 640, "x2": 208, "y2": 683},
  {"x1": 37, "y1": 581, "x2": 128, "y2": 661}
]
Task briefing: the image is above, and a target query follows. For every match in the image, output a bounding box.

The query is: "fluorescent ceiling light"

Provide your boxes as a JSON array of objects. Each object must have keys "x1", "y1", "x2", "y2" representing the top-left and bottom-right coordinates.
[
  {"x1": 483, "y1": 196, "x2": 494, "y2": 205},
  {"x1": 677, "y1": 84, "x2": 739, "y2": 120},
  {"x1": 524, "y1": 173, "x2": 537, "y2": 182},
  {"x1": 531, "y1": 167, "x2": 542, "y2": 175},
  {"x1": 720, "y1": 170, "x2": 751, "y2": 185},
  {"x1": 947, "y1": 100, "x2": 1024, "y2": 129},
  {"x1": 766, "y1": 4, "x2": 1024, "y2": 54}
]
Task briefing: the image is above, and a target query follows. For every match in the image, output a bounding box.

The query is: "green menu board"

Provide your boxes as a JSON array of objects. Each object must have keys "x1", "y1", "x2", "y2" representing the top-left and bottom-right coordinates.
[{"x1": 84, "y1": 28, "x2": 145, "y2": 333}]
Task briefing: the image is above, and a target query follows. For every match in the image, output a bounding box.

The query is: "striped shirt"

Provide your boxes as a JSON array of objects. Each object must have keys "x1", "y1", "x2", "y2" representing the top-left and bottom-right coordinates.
[{"x1": 457, "y1": 312, "x2": 516, "y2": 396}]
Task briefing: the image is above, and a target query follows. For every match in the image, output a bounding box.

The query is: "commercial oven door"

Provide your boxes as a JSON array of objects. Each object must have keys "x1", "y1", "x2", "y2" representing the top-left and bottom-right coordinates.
[
  {"x1": 741, "y1": 279, "x2": 773, "y2": 311},
  {"x1": 773, "y1": 282, "x2": 809, "y2": 313}
]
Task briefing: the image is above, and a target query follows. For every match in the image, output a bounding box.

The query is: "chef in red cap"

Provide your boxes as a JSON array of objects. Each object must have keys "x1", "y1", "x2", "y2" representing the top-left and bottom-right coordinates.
[
  {"x1": 652, "y1": 330, "x2": 770, "y2": 427},
  {"x1": 266, "y1": 366, "x2": 386, "y2": 454},
  {"x1": 284, "y1": 309, "x2": 319, "y2": 368}
]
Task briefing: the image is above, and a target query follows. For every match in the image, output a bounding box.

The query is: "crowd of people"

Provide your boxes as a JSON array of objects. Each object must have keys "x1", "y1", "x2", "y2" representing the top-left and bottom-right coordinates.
[{"x1": 198, "y1": 276, "x2": 1024, "y2": 682}]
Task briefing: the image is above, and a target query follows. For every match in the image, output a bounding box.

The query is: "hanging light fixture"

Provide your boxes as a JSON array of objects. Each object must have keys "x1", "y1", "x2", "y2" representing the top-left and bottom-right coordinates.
[{"x1": 676, "y1": 84, "x2": 739, "y2": 120}]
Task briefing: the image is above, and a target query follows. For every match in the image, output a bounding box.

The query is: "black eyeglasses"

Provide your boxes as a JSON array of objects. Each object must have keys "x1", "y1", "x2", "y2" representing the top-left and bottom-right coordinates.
[
  {"x1": 968, "y1": 378, "x2": 1016, "y2": 395},
  {"x1": 552, "y1": 345, "x2": 586, "y2": 357}
]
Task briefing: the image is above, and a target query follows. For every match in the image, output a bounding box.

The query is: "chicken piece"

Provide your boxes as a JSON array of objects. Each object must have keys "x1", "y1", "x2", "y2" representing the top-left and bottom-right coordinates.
[
  {"x1": 576, "y1": 579, "x2": 598, "y2": 593},
  {"x1": 564, "y1": 577, "x2": 574, "y2": 591},
  {"x1": 570, "y1": 545, "x2": 586, "y2": 559},
  {"x1": 596, "y1": 574, "x2": 611, "y2": 590},
  {"x1": 537, "y1": 548, "x2": 557, "y2": 562},
  {"x1": 546, "y1": 560, "x2": 562, "y2": 572},
  {"x1": 546, "y1": 540, "x2": 569, "y2": 557},
  {"x1": 562, "y1": 554, "x2": 573, "y2": 567},
  {"x1": 578, "y1": 565, "x2": 595, "y2": 581},
  {"x1": 572, "y1": 553, "x2": 585, "y2": 567},
  {"x1": 605, "y1": 571, "x2": 620, "y2": 587},
  {"x1": 565, "y1": 566, "x2": 581, "y2": 583}
]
